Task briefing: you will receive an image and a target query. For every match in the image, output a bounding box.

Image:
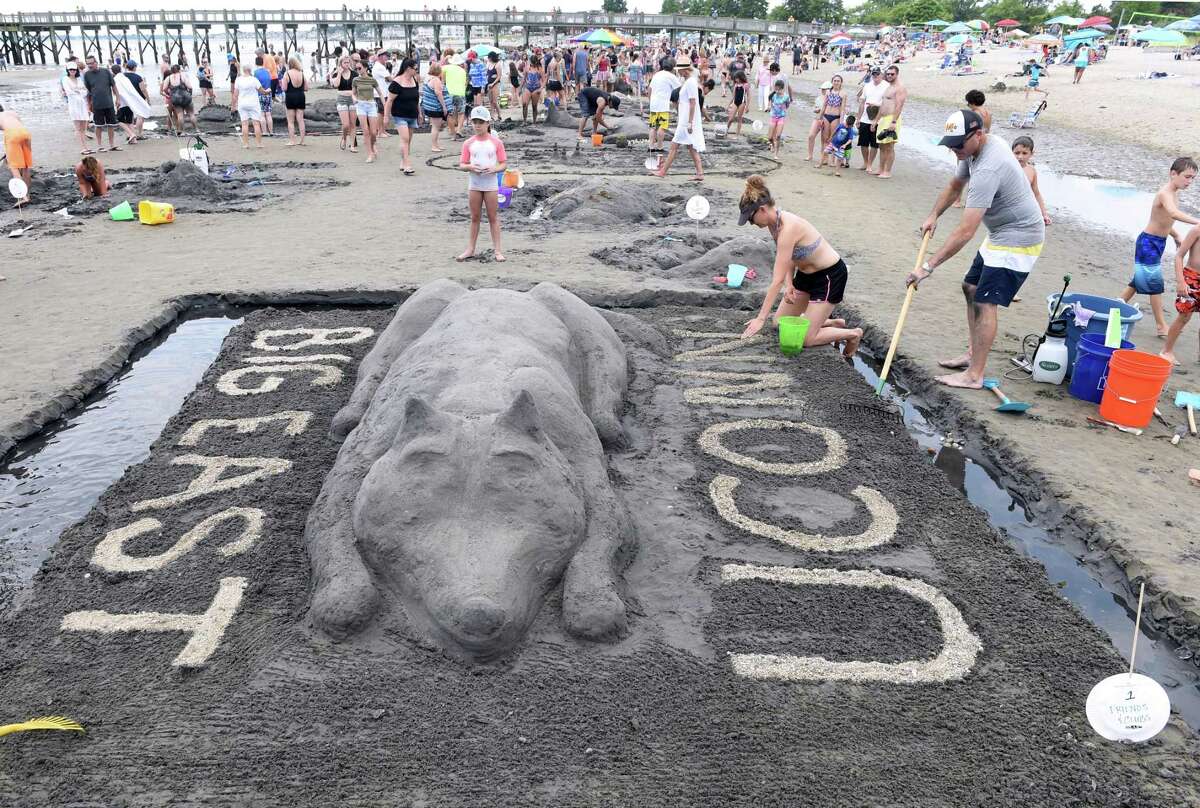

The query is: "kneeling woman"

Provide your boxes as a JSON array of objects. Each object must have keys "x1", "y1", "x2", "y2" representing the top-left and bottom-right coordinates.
[{"x1": 737, "y1": 175, "x2": 862, "y2": 357}]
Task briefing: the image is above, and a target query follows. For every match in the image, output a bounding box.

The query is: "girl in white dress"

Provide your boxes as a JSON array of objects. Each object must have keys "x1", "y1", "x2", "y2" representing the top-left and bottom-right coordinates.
[{"x1": 62, "y1": 62, "x2": 91, "y2": 154}]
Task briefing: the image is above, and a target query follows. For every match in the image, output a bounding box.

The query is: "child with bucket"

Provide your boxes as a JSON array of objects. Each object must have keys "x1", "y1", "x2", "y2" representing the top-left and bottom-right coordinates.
[
  {"x1": 1161, "y1": 221, "x2": 1200, "y2": 366},
  {"x1": 736, "y1": 175, "x2": 863, "y2": 358},
  {"x1": 456, "y1": 106, "x2": 507, "y2": 263}
]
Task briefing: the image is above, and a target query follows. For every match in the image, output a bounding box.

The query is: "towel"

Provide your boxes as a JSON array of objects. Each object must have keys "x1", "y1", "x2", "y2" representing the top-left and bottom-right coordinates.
[{"x1": 1071, "y1": 303, "x2": 1096, "y2": 328}]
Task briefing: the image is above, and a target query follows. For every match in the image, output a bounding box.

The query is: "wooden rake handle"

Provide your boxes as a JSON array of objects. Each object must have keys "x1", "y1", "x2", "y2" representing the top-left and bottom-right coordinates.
[{"x1": 875, "y1": 231, "x2": 933, "y2": 395}]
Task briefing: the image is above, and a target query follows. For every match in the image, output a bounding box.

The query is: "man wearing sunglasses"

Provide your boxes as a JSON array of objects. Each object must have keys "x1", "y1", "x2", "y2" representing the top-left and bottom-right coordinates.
[
  {"x1": 874, "y1": 64, "x2": 905, "y2": 178},
  {"x1": 907, "y1": 109, "x2": 1045, "y2": 390}
]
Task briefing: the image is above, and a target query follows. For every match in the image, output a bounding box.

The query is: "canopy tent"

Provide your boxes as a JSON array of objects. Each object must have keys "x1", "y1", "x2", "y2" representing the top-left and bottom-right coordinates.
[
  {"x1": 966, "y1": 19, "x2": 990, "y2": 31},
  {"x1": 924, "y1": 19, "x2": 951, "y2": 27},
  {"x1": 1080, "y1": 16, "x2": 1111, "y2": 29},
  {"x1": 1132, "y1": 28, "x2": 1187, "y2": 45},
  {"x1": 942, "y1": 22, "x2": 972, "y2": 34},
  {"x1": 1008, "y1": 29, "x2": 1030, "y2": 38},
  {"x1": 1044, "y1": 15, "x2": 1083, "y2": 27},
  {"x1": 1027, "y1": 33, "x2": 1061, "y2": 45},
  {"x1": 995, "y1": 19, "x2": 1020, "y2": 28},
  {"x1": 946, "y1": 33, "x2": 971, "y2": 45}
]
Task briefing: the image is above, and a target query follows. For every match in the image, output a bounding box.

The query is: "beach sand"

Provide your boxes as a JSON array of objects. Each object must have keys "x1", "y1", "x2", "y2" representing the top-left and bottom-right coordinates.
[{"x1": 2, "y1": 60, "x2": 1200, "y2": 664}]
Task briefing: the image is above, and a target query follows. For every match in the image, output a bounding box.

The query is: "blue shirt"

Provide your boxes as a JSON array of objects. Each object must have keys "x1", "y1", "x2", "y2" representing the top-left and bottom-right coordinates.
[
  {"x1": 831, "y1": 124, "x2": 853, "y2": 148},
  {"x1": 469, "y1": 60, "x2": 486, "y2": 87},
  {"x1": 573, "y1": 50, "x2": 588, "y2": 75},
  {"x1": 254, "y1": 67, "x2": 271, "y2": 90}
]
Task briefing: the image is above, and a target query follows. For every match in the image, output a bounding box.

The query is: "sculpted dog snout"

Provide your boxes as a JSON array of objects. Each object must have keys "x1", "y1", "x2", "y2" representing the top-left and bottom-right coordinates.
[{"x1": 452, "y1": 597, "x2": 509, "y2": 641}]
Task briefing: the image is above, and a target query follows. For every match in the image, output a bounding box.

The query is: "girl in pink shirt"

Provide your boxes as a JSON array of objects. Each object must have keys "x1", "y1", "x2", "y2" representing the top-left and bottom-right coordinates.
[{"x1": 457, "y1": 107, "x2": 508, "y2": 262}]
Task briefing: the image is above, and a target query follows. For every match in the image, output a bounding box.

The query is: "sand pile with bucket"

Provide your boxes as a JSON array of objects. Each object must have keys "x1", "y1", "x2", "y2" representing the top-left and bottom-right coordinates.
[
  {"x1": 540, "y1": 179, "x2": 684, "y2": 226},
  {"x1": 139, "y1": 160, "x2": 236, "y2": 202}
]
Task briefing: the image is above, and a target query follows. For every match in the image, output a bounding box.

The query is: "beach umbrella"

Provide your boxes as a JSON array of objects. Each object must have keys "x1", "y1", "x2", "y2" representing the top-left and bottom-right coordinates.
[
  {"x1": 995, "y1": 19, "x2": 1020, "y2": 28},
  {"x1": 1044, "y1": 15, "x2": 1083, "y2": 27},
  {"x1": 1064, "y1": 28, "x2": 1106, "y2": 45},
  {"x1": 1080, "y1": 16, "x2": 1111, "y2": 29},
  {"x1": 1028, "y1": 33, "x2": 1061, "y2": 45},
  {"x1": 570, "y1": 28, "x2": 625, "y2": 45},
  {"x1": 1165, "y1": 18, "x2": 1200, "y2": 32},
  {"x1": 967, "y1": 19, "x2": 990, "y2": 31},
  {"x1": 924, "y1": 19, "x2": 951, "y2": 27},
  {"x1": 826, "y1": 35, "x2": 853, "y2": 47},
  {"x1": 946, "y1": 33, "x2": 971, "y2": 45},
  {"x1": 825, "y1": 30, "x2": 850, "y2": 39},
  {"x1": 1132, "y1": 28, "x2": 1187, "y2": 45},
  {"x1": 942, "y1": 22, "x2": 972, "y2": 34},
  {"x1": 1008, "y1": 29, "x2": 1030, "y2": 38},
  {"x1": 848, "y1": 27, "x2": 871, "y2": 37},
  {"x1": 468, "y1": 44, "x2": 501, "y2": 58}
]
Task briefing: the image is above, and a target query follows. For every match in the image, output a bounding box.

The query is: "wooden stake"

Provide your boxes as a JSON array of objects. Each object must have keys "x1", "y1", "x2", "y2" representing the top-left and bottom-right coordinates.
[
  {"x1": 1129, "y1": 581, "x2": 1146, "y2": 677},
  {"x1": 875, "y1": 231, "x2": 933, "y2": 395}
]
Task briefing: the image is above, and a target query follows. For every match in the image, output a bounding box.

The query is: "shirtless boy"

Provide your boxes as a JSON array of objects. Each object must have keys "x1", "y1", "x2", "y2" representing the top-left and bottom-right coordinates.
[
  {"x1": 0, "y1": 105, "x2": 32, "y2": 205},
  {"x1": 1161, "y1": 221, "x2": 1200, "y2": 365},
  {"x1": 1122, "y1": 157, "x2": 1200, "y2": 338}
]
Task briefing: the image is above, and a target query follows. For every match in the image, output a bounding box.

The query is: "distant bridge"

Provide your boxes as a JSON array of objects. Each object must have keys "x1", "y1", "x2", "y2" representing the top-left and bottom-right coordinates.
[{"x1": 0, "y1": 9, "x2": 831, "y2": 67}]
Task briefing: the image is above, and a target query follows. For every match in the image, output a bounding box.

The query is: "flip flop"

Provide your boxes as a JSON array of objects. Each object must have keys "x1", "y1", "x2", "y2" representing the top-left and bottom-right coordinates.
[
  {"x1": 403, "y1": 168, "x2": 415, "y2": 175},
  {"x1": 744, "y1": 268, "x2": 758, "y2": 280}
]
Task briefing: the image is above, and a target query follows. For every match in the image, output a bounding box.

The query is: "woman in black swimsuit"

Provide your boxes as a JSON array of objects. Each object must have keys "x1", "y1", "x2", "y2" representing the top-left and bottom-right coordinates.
[
  {"x1": 282, "y1": 57, "x2": 309, "y2": 146},
  {"x1": 486, "y1": 51, "x2": 502, "y2": 120},
  {"x1": 736, "y1": 175, "x2": 863, "y2": 356}
]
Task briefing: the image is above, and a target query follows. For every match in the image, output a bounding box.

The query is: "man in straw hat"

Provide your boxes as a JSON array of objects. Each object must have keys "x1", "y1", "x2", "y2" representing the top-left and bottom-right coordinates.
[{"x1": 651, "y1": 56, "x2": 705, "y2": 182}]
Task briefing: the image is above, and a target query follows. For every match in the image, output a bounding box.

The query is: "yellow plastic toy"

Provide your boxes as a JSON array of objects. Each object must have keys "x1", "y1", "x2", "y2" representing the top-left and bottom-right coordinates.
[
  {"x1": 138, "y1": 200, "x2": 175, "y2": 225},
  {"x1": 0, "y1": 716, "x2": 85, "y2": 738}
]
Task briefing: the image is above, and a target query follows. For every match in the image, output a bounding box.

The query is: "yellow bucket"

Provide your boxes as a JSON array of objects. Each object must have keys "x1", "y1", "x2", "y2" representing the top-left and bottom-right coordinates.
[{"x1": 138, "y1": 200, "x2": 175, "y2": 225}]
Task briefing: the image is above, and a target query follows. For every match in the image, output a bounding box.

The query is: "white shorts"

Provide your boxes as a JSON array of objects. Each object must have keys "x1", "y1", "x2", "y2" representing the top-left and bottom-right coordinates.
[
  {"x1": 237, "y1": 106, "x2": 263, "y2": 123},
  {"x1": 355, "y1": 100, "x2": 379, "y2": 118}
]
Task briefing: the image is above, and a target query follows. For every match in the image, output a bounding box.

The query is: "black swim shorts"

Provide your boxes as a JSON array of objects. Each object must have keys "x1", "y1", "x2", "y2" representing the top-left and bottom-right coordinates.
[
  {"x1": 857, "y1": 122, "x2": 877, "y2": 149},
  {"x1": 964, "y1": 252, "x2": 1028, "y2": 307},
  {"x1": 792, "y1": 258, "x2": 848, "y2": 304}
]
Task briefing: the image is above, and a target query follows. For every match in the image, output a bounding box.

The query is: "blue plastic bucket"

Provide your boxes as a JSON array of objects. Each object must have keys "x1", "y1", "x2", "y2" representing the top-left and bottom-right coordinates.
[
  {"x1": 1068, "y1": 333, "x2": 1135, "y2": 404},
  {"x1": 727, "y1": 264, "x2": 748, "y2": 288},
  {"x1": 1046, "y1": 293, "x2": 1142, "y2": 377}
]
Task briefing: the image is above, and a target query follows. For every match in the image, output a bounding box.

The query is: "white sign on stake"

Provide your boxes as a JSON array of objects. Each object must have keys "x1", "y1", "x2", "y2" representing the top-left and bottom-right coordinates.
[
  {"x1": 686, "y1": 195, "x2": 710, "y2": 221},
  {"x1": 8, "y1": 177, "x2": 27, "y2": 200},
  {"x1": 1085, "y1": 582, "x2": 1172, "y2": 743}
]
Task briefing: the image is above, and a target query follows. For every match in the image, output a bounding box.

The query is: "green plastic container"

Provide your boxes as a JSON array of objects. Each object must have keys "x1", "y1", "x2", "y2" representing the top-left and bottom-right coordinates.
[
  {"x1": 778, "y1": 316, "x2": 811, "y2": 356},
  {"x1": 109, "y1": 200, "x2": 134, "y2": 221}
]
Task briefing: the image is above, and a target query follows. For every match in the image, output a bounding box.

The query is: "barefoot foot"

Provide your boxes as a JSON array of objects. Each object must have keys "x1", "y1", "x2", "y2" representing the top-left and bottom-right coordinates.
[
  {"x1": 935, "y1": 371, "x2": 984, "y2": 389},
  {"x1": 938, "y1": 353, "x2": 972, "y2": 370},
  {"x1": 842, "y1": 328, "x2": 863, "y2": 358},
  {"x1": 455, "y1": 250, "x2": 475, "y2": 262},
  {"x1": 1161, "y1": 350, "x2": 1181, "y2": 366}
]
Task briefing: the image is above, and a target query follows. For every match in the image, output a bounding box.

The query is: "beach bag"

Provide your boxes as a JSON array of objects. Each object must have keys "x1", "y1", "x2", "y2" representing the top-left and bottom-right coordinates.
[{"x1": 170, "y1": 80, "x2": 193, "y2": 108}]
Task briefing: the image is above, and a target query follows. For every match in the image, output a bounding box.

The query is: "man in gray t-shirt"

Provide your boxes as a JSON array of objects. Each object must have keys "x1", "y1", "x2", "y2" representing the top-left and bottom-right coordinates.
[{"x1": 907, "y1": 109, "x2": 1046, "y2": 390}]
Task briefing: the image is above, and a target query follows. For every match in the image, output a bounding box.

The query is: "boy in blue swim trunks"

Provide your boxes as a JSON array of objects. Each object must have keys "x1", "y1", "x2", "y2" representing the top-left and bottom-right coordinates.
[{"x1": 1121, "y1": 157, "x2": 1200, "y2": 337}]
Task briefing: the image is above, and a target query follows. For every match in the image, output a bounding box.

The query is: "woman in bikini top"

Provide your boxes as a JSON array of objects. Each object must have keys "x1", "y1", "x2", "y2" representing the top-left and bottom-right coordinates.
[{"x1": 736, "y1": 174, "x2": 863, "y2": 358}]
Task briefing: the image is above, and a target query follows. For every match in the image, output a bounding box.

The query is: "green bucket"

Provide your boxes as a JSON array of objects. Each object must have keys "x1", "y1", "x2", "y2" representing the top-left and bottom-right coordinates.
[
  {"x1": 778, "y1": 316, "x2": 811, "y2": 356},
  {"x1": 109, "y1": 200, "x2": 134, "y2": 221}
]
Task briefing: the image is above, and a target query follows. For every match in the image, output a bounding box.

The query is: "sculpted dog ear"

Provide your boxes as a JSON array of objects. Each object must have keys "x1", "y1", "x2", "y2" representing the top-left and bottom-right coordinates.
[
  {"x1": 393, "y1": 396, "x2": 443, "y2": 445},
  {"x1": 498, "y1": 390, "x2": 545, "y2": 440}
]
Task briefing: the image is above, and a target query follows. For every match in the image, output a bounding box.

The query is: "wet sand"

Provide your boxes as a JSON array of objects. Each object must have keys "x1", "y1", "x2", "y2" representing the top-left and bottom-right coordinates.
[
  {"x1": 2, "y1": 304, "x2": 1199, "y2": 805},
  {"x1": 2, "y1": 63, "x2": 1200, "y2": 685}
]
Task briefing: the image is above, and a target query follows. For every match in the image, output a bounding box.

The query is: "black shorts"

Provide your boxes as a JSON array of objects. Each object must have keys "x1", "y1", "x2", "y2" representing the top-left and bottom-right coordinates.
[
  {"x1": 423, "y1": 107, "x2": 445, "y2": 119},
  {"x1": 199, "y1": 78, "x2": 213, "y2": 89},
  {"x1": 468, "y1": 84, "x2": 482, "y2": 98},
  {"x1": 117, "y1": 106, "x2": 133, "y2": 125},
  {"x1": 547, "y1": 80, "x2": 563, "y2": 92},
  {"x1": 964, "y1": 252, "x2": 1028, "y2": 307},
  {"x1": 93, "y1": 106, "x2": 117, "y2": 127},
  {"x1": 792, "y1": 258, "x2": 848, "y2": 304},
  {"x1": 857, "y1": 122, "x2": 877, "y2": 148}
]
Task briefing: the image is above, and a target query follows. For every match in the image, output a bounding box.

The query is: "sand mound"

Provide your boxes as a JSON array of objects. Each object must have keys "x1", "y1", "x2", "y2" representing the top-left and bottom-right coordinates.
[
  {"x1": 139, "y1": 160, "x2": 237, "y2": 202},
  {"x1": 542, "y1": 179, "x2": 682, "y2": 226},
  {"x1": 673, "y1": 234, "x2": 775, "y2": 279},
  {"x1": 593, "y1": 230, "x2": 773, "y2": 280},
  {"x1": 543, "y1": 103, "x2": 649, "y2": 140},
  {"x1": 197, "y1": 104, "x2": 234, "y2": 122}
]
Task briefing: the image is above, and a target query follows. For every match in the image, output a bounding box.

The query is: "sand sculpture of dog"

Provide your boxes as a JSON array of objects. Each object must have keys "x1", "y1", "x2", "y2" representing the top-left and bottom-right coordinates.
[{"x1": 304, "y1": 280, "x2": 633, "y2": 661}]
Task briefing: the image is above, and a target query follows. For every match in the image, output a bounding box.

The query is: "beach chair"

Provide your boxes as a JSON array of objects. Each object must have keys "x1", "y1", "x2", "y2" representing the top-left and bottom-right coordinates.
[{"x1": 1008, "y1": 100, "x2": 1047, "y2": 129}]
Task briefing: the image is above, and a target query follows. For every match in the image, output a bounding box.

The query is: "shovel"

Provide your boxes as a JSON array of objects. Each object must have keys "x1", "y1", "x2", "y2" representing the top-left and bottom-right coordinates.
[
  {"x1": 7, "y1": 222, "x2": 34, "y2": 238},
  {"x1": 1175, "y1": 390, "x2": 1200, "y2": 435},
  {"x1": 875, "y1": 231, "x2": 932, "y2": 395},
  {"x1": 982, "y1": 378, "x2": 1031, "y2": 413}
]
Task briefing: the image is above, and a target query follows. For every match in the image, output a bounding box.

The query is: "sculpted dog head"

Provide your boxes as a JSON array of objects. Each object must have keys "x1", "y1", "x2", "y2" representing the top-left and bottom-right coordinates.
[{"x1": 351, "y1": 392, "x2": 587, "y2": 661}]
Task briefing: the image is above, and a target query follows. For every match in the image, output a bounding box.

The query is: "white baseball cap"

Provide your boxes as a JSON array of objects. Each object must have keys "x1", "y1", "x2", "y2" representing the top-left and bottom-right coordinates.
[{"x1": 469, "y1": 106, "x2": 492, "y2": 122}]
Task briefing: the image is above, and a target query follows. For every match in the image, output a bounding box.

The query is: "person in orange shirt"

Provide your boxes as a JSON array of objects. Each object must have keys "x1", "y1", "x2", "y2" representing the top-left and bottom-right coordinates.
[{"x1": 0, "y1": 105, "x2": 33, "y2": 205}]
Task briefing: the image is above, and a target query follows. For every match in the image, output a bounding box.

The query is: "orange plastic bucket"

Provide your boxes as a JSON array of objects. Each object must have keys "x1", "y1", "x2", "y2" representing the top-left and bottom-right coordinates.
[
  {"x1": 591, "y1": 133, "x2": 604, "y2": 147},
  {"x1": 503, "y1": 169, "x2": 522, "y2": 188},
  {"x1": 1098, "y1": 349, "x2": 1172, "y2": 428}
]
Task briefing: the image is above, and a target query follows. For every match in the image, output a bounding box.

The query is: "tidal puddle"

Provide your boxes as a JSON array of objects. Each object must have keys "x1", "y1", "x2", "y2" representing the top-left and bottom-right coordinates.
[
  {"x1": 851, "y1": 349, "x2": 1200, "y2": 729},
  {"x1": 0, "y1": 314, "x2": 241, "y2": 610}
]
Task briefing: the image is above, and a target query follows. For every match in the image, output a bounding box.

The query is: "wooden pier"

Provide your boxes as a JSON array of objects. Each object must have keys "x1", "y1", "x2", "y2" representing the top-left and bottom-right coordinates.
[{"x1": 0, "y1": 9, "x2": 824, "y2": 68}]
